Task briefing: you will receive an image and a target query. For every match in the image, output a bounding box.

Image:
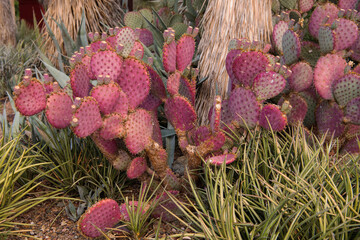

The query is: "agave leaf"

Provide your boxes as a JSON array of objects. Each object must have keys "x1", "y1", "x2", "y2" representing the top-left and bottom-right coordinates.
[
  {"x1": 53, "y1": 18, "x2": 76, "y2": 57},
  {"x1": 41, "y1": 13, "x2": 65, "y2": 72},
  {"x1": 165, "y1": 122, "x2": 175, "y2": 167},
  {"x1": 184, "y1": 11, "x2": 196, "y2": 23},
  {"x1": 152, "y1": 8, "x2": 167, "y2": 30},
  {"x1": 42, "y1": 62, "x2": 69, "y2": 88},
  {"x1": 186, "y1": 0, "x2": 197, "y2": 16},
  {"x1": 161, "y1": 128, "x2": 176, "y2": 137},
  {"x1": 76, "y1": 10, "x2": 88, "y2": 49},
  {"x1": 141, "y1": 11, "x2": 164, "y2": 48},
  {"x1": 0, "y1": 105, "x2": 9, "y2": 138}
]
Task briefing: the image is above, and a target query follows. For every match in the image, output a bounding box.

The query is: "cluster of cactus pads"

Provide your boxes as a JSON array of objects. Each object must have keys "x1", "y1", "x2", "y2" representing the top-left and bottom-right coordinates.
[{"x1": 14, "y1": 25, "x2": 234, "y2": 191}]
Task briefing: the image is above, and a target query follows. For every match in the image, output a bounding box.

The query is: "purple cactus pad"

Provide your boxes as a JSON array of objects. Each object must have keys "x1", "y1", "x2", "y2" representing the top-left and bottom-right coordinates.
[
  {"x1": 100, "y1": 114, "x2": 125, "y2": 140},
  {"x1": 253, "y1": 71, "x2": 286, "y2": 100},
  {"x1": 345, "y1": 97, "x2": 360, "y2": 124},
  {"x1": 176, "y1": 35, "x2": 195, "y2": 72},
  {"x1": 90, "y1": 82, "x2": 126, "y2": 115},
  {"x1": 288, "y1": 62, "x2": 313, "y2": 92},
  {"x1": 259, "y1": 104, "x2": 287, "y2": 131},
  {"x1": 308, "y1": 3, "x2": 339, "y2": 38},
  {"x1": 272, "y1": 21, "x2": 289, "y2": 53},
  {"x1": 165, "y1": 96, "x2": 196, "y2": 131},
  {"x1": 316, "y1": 101, "x2": 345, "y2": 140},
  {"x1": 334, "y1": 18, "x2": 359, "y2": 51}
]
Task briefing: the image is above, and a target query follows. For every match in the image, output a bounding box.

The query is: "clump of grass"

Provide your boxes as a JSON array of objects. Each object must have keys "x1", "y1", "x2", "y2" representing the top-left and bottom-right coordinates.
[{"x1": 171, "y1": 126, "x2": 360, "y2": 239}]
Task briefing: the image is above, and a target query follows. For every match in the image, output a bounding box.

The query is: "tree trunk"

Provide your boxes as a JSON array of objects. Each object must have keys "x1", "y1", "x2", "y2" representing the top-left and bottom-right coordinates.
[
  {"x1": 0, "y1": 0, "x2": 17, "y2": 46},
  {"x1": 195, "y1": 0, "x2": 273, "y2": 125}
]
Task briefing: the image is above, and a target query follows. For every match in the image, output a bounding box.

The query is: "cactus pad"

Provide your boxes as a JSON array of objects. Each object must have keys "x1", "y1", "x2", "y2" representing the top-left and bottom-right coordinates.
[
  {"x1": 117, "y1": 57, "x2": 150, "y2": 109},
  {"x1": 288, "y1": 62, "x2": 313, "y2": 92},
  {"x1": 253, "y1": 71, "x2": 286, "y2": 100},
  {"x1": 316, "y1": 101, "x2": 345, "y2": 139},
  {"x1": 299, "y1": 0, "x2": 314, "y2": 13},
  {"x1": 318, "y1": 26, "x2": 336, "y2": 54},
  {"x1": 334, "y1": 18, "x2": 359, "y2": 51},
  {"x1": 341, "y1": 137, "x2": 360, "y2": 154},
  {"x1": 127, "y1": 157, "x2": 147, "y2": 179},
  {"x1": 91, "y1": 132, "x2": 119, "y2": 162},
  {"x1": 301, "y1": 41, "x2": 321, "y2": 67},
  {"x1": 124, "y1": 11, "x2": 143, "y2": 29},
  {"x1": 299, "y1": 89, "x2": 317, "y2": 128},
  {"x1": 308, "y1": 3, "x2": 339, "y2": 38},
  {"x1": 100, "y1": 114, "x2": 125, "y2": 140},
  {"x1": 163, "y1": 40, "x2": 177, "y2": 73},
  {"x1": 338, "y1": 0, "x2": 359, "y2": 9},
  {"x1": 314, "y1": 54, "x2": 347, "y2": 100},
  {"x1": 228, "y1": 87, "x2": 261, "y2": 129},
  {"x1": 165, "y1": 96, "x2": 196, "y2": 131},
  {"x1": 129, "y1": 40, "x2": 144, "y2": 59},
  {"x1": 232, "y1": 51, "x2": 269, "y2": 87},
  {"x1": 72, "y1": 97, "x2": 102, "y2": 138},
  {"x1": 206, "y1": 153, "x2": 236, "y2": 165},
  {"x1": 280, "y1": 93, "x2": 308, "y2": 125},
  {"x1": 116, "y1": 27, "x2": 136, "y2": 57},
  {"x1": 139, "y1": 94, "x2": 162, "y2": 111},
  {"x1": 272, "y1": 21, "x2": 289, "y2": 53},
  {"x1": 176, "y1": 35, "x2": 195, "y2": 71},
  {"x1": 345, "y1": 97, "x2": 360, "y2": 124},
  {"x1": 45, "y1": 91, "x2": 73, "y2": 129},
  {"x1": 167, "y1": 72, "x2": 181, "y2": 96},
  {"x1": 147, "y1": 65, "x2": 166, "y2": 101},
  {"x1": 152, "y1": 191, "x2": 181, "y2": 222},
  {"x1": 14, "y1": 78, "x2": 46, "y2": 116},
  {"x1": 90, "y1": 82, "x2": 126, "y2": 115},
  {"x1": 125, "y1": 109, "x2": 153, "y2": 154},
  {"x1": 90, "y1": 50, "x2": 123, "y2": 81},
  {"x1": 259, "y1": 104, "x2": 287, "y2": 131},
  {"x1": 226, "y1": 49, "x2": 242, "y2": 84},
  {"x1": 179, "y1": 76, "x2": 196, "y2": 105},
  {"x1": 138, "y1": 29, "x2": 154, "y2": 47},
  {"x1": 282, "y1": 30, "x2": 301, "y2": 65},
  {"x1": 333, "y1": 73, "x2": 360, "y2": 107},
  {"x1": 78, "y1": 199, "x2": 121, "y2": 238}
]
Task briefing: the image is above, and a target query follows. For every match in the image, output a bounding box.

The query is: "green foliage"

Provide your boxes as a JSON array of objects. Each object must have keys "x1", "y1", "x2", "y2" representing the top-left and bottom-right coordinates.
[{"x1": 172, "y1": 126, "x2": 360, "y2": 239}]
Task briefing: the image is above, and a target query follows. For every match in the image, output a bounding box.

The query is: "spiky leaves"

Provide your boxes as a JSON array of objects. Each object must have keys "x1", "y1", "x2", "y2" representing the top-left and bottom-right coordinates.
[{"x1": 78, "y1": 199, "x2": 121, "y2": 238}]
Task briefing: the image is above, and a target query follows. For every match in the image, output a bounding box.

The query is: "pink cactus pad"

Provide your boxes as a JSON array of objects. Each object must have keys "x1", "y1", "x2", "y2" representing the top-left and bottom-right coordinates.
[
  {"x1": 316, "y1": 101, "x2": 345, "y2": 139},
  {"x1": 272, "y1": 21, "x2": 289, "y2": 53},
  {"x1": 220, "y1": 99, "x2": 234, "y2": 130},
  {"x1": 106, "y1": 35, "x2": 117, "y2": 49},
  {"x1": 333, "y1": 73, "x2": 360, "y2": 107},
  {"x1": 112, "y1": 89, "x2": 129, "y2": 117},
  {"x1": 334, "y1": 18, "x2": 359, "y2": 51},
  {"x1": 345, "y1": 124, "x2": 360, "y2": 140},
  {"x1": 152, "y1": 191, "x2": 181, "y2": 222},
  {"x1": 72, "y1": 97, "x2": 102, "y2": 138},
  {"x1": 345, "y1": 97, "x2": 360, "y2": 124},
  {"x1": 232, "y1": 51, "x2": 269, "y2": 87},
  {"x1": 228, "y1": 87, "x2": 261, "y2": 129},
  {"x1": 89, "y1": 40, "x2": 112, "y2": 53},
  {"x1": 288, "y1": 62, "x2": 313, "y2": 92},
  {"x1": 91, "y1": 132, "x2": 119, "y2": 162},
  {"x1": 78, "y1": 199, "x2": 121, "y2": 238},
  {"x1": 308, "y1": 3, "x2": 339, "y2": 38},
  {"x1": 100, "y1": 114, "x2": 125, "y2": 140},
  {"x1": 45, "y1": 91, "x2": 73, "y2": 129},
  {"x1": 299, "y1": 0, "x2": 314, "y2": 13},
  {"x1": 90, "y1": 82, "x2": 125, "y2": 115},
  {"x1": 341, "y1": 137, "x2": 360, "y2": 155},
  {"x1": 176, "y1": 35, "x2": 195, "y2": 72},
  {"x1": 138, "y1": 29, "x2": 154, "y2": 47},
  {"x1": 117, "y1": 57, "x2": 150, "y2": 109},
  {"x1": 279, "y1": 93, "x2": 308, "y2": 125},
  {"x1": 147, "y1": 65, "x2": 166, "y2": 101},
  {"x1": 253, "y1": 71, "x2": 286, "y2": 100},
  {"x1": 282, "y1": 30, "x2": 301, "y2": 65},
  {"x1": 127, "y1": 157, "x2": 147, "y2": 179},
  {"x1": 226, "y1": 49, "x2": 242, "y2": 84},
  {"x1": 139, "y1": 94, "x2": 162, "y2": 111},
  {"x1": 167, "y1": 72, "x2": 181, "y2": 96},
  {"x1": 314, "y1": 54, "x2": 347, "y2": 100},
  {"x1": 14, "y1": 78, "x2": 46, "y2": 116},
  {"x1": 70, "y1": 63, "x2": 92, "y2": 98},
  {"x1": 339, "y1": 0, "x2": 359, "y2": 11},
  {"x1": 129, "y1": 40, "x2": 144, "y2": 59},
  {"x1": 116, "y1": 27, "x2": 136, "y2": 57},
  {"x1": 163, "y1": 40, "x2": 177, "y2": 73},
  {"x1": 150, "y1": 112, "x2": 163, "y2": 146},
  {"x1": 90, "y1": 50, "x2": 123, "y2": 81},
  {"x1": 206, "y1": 153, "x2": 236, "y2": 165},
  {"x1": 125, "y1": 109, "x2": 153, "y2": 154},
  {"x1": 81, "y1": 55, "x2": 96, "y2": 79},
  {"x1": 259, "y1": 104, "x2": 287, "y2": 131},
  {"x1": 179, "y1": 76, "x2": 196, "y2": 105},
  {"x1": 164, "y1": 96, "x2": 196, "y2": 131},
  {"x1": 351, "y1": 33, "x2": 360, "y2": 61}
]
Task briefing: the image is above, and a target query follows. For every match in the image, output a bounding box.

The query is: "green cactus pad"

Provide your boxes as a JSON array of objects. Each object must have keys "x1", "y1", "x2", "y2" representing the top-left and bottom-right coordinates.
[
  {"x1": 163, "y1": 40, "x2": 177, "y2": 73},
  {"x1": 176, "y1": 35, "x2": 195, "y2": 72},
  {"x1": 100, "y1": 113, "x2": 125, "y2": 140},
  {"x1": 117, "y1": 57, "x2": 150, "y2": 109},
  {"x1": 299, "y1": 89, "x2": 318, "y2": 128},
  {"x1": 125, "y1": 109, "x2": 153, "y2": 154},
  {"x1": 300, "y1": 41, "x2": 321, "y2": 67},
  {"x1": 314, "y1": 54, "x2": 347, "y2": 100},
  {"x1": 90, "y1": 50, "x2": 123, "y2": 81},
  {"x1": 334, "y1": 18, "x2": 359, "y2": 51},
  {"x1": 111, "y1": 149, "x2": 132, "y2": 171},
  {"x1": 206, "y1": 153, "x2": 236, "y2": 166},
  {"x1": 316, "y1": 101, "x2": 345, "y2": 140},
  {"x1": 124, "y1": 11, "x2": 143, "y2": 29},
  {"x1": 279, "y1": 0, "x2": 296, "y2": 9},
  {"x1": 70, "y1": 63, "x2": 92, "y2": 98},
  {"x1": 318, "y1": 26, "x2": 336, "y2": 54},
  {"x1": 282, "y1": 29, "x2": 301, "y2": 65},
  {"x1": 259, "y1": 104, "x2": 287, "y2": 131},
  {"x1": 333, "y1": 73, "x2": 360, "y2": 107},
  {"x1": 253, "y1": 71, "x2": 286, "y2": 100},
  {"x1": 272, "y1": 21, "x2": 289, "y2": 54},
  {"x1": 165, "y1": 95, "x2": 196, "y2": 131},
  {"x1": 288, "y1": 62, "x2": 313, "y2": 92},
  {"x1": 172, "y1": 23, "x2": 188, "y2": 40},
  {"x1": 345, "y1": 97, "x2": 360, "y2": 124},
  {"x1": 127, "y1": 157, "x2": 147, "y2": 179},
  {"x1": 228, "y1": 87, "x2": 261, "y2": 129},
  {"x1": 72, "y1": 97, "x2": 102, "y2": 138},
  {"x1": 90, "y1": 82, "x2": 127, "y2": 115},
  {"x1": 45, "y1": 91, "x2": 73, "y2": 129},
  {"x1": 279, "y1": 93, "x2": 308, "y2": 125},
  {"x1": 147, "y1": 65, "x2": 166, "y2": 101},
  {"x1": 14, "y1": 78, "x2": 46, "y2": 116},
  {"x1": 308, "y1": 3, "x2": 339, "y2": 38},
  {"x1": 78, "y1": 199, "x2": 121, "y2": 238},
  {"x1": 299, "y1": 0, "x2": 314, "y2": 13},
  {"x1": 232, "y1": 51, "x2": 269, "y2": 87},
  {"x1": 139, "y1": 8, "x2": 153, "y2": 27},
  {"x1": 91, "y1": 132, "x2": 119, "y2": 162},
  {"x1": 116, "y1": 27, "x2": 136, "y2": 58}
]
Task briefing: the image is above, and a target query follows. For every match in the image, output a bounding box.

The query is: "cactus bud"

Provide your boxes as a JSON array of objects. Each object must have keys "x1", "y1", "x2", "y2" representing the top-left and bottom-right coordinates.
[
  {"x1": 23, "y1": 76, "x2": 31, "y2": 87},
  {"x1": 104, "y1": 75, "x2": 111, "y2": 84},
  {"x1": 74, "y1": 97, "x2": 82, "y2": 107},
  {"x1": 187, "y1": 26, "x2": 193, "y2": 35},
  {"x1": 94, "y1": 32, "x2": 100, "y2": 41},
  {"x1": 53, "y1": 82, "x2": 61, "y2": 92},
  {"x1": 88, "y1": 32, "x2": 94, "y2": 41},
  {"x1": 79, "y1": 47, "x2": 85, "y2": 55},
  {"x1": 24, "y1": 68, "x2": 32, "y2": 77},
  {"x1": 13, "y1": 85, "x2": 20, "y2": 95},
  {"x1": 100, "y1": 41, "x2": 107, "y2": 50},
  {"x1": 109, "y1": 28, "x2": 114, "y2": 35},
  {"x1": 97, "y1": 75, "x2": 104, "y2": 85},
  {"x1": 101, "y1": 32, "x2": 107, "y2": 40},
  {"x1": 71, "y1": 117, "x2": 79, "y2": 127}
]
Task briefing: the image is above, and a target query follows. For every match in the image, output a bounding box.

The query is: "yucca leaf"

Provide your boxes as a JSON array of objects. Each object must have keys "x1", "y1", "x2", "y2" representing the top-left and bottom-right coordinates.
[{"x1": 42, "y1": 62, "x2": 69, "y2": 88}]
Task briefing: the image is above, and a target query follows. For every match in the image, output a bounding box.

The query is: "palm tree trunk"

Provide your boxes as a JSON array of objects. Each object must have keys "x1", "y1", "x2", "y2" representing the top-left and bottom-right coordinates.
[
  {"x1": 195, "y1": 0, "x2": 273, "y2": 125},
  {"x1": 0, "y1": 0, "x2": 17, "y2": 46}
]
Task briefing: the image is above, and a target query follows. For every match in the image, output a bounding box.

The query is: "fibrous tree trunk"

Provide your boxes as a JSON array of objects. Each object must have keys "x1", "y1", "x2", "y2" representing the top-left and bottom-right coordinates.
[
  {"x1": 195, "y1": 0, "x2": 273, "y2": 125},
  {"x1": 0, "y1": 0, "x2": 17, "y2": 46}
]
